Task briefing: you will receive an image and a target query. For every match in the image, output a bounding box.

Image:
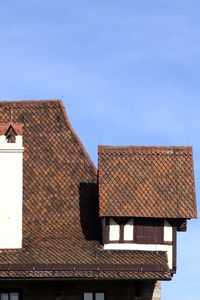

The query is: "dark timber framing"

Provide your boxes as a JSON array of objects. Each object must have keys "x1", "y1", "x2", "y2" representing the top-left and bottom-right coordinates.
[{"x1": 104, "y1": 217, "x2": 165, "y2": 244}]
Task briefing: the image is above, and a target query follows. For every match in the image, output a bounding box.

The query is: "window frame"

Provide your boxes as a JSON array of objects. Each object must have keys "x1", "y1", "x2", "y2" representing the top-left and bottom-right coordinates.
[
  {"x1": 82, "y1": 291, "x2": 106, "y2": 300},
  {"x1": 0, "y1": 290, "x2": 21, "y2": 300}
]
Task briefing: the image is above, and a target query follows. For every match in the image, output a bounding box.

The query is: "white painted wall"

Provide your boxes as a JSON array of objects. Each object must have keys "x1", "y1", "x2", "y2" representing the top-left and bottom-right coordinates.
[
  {"x1": 104, "y1": 243, "x2": 173, "y2": 269},
  {"x1": 124, "y1": 218, "x2": 134, "y2": 241},
  {"x1": 109, "y1": 218, "x2": 120, "y2": 241},
  {"x1": 164, "y1": 220, "x2": 173, "y2": 242},
  {"x1": 0, "y1": 135, "x2": 24, "y2": 248}
]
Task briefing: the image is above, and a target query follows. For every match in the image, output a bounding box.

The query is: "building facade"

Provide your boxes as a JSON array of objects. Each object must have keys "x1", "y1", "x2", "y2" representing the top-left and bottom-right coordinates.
[{"x1": 0, "y1": 100, "x2": 197, "y2": 300}]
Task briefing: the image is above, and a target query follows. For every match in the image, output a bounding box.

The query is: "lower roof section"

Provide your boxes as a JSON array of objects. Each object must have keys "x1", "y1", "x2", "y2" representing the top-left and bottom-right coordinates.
[
  {"x1": 0, "y1": 270, "x2": 171, "y2": 280},
  {"x1": 0, "y1": 251, "x2": 171, "y2": 280}
]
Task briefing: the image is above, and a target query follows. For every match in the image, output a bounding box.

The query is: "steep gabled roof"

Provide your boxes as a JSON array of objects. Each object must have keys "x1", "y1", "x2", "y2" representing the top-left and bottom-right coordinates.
[
  {"x1": 98, "y1": 146, "x2": 197, "y2": 218},
  {"x1": 0, "y1": 100, "x2": 171, "y2": 280}
]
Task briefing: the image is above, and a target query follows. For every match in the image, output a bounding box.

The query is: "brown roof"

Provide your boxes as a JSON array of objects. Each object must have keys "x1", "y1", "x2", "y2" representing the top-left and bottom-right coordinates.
[
  {"x1": 98, "y1": 146, "x2": 197, "y2": 218},
  {"x1": 0, "y1": 100, "x2": 170, "y2": 280},
  {"x1": 0, "y1": 251, "x2": 169, "y2": 280}
]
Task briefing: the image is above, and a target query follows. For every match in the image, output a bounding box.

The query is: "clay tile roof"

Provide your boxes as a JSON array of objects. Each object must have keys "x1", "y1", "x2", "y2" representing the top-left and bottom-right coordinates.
[
  {"x1": 98, "y1": 146, "x2": 197, "y2": 218},
  {"x1": 0, "y1": 100, "x2": 170, "y2": 280},
  {"x1": 0, "y1": 251, "x2": 170, "y2": 280}
]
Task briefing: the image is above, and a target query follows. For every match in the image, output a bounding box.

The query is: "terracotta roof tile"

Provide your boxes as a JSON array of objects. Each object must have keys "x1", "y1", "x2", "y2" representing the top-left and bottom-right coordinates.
[
  {"x1": 0, "y1": 252, "x2": 170, "y2": 279},
  {"x1": 0, "y1": 100, "x2": 170, "y2": 280},
  {"x1": 98, "y1": 146, "x2": 197, "y2": 218}
]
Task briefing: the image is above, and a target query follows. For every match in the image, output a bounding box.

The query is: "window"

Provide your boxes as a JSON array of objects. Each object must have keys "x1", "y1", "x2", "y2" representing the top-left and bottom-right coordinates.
[
  {"x1": 83, "y1": 292, "x2": 105, "y2": 300},
  {"x1": 55, "y1": 292, "x2": 62, "y2": 300},
  {"x1": 0, "y1": 292, "x2": 19, "y2": 300}
]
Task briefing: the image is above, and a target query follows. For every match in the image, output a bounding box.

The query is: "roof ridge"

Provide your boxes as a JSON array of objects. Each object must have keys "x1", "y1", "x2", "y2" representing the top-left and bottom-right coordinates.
[
  {"x1": 98, "y1": 145, "x2": 192, "y2": 155},
  {"x1": 0, "y1": 99, "x2": 61, "y2": 108}
]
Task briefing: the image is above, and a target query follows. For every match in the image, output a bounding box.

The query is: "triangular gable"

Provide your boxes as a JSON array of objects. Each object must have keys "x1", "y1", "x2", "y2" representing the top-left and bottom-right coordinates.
[{"x1": 0, "y1": 123, "x2": 23, "y2": 136}]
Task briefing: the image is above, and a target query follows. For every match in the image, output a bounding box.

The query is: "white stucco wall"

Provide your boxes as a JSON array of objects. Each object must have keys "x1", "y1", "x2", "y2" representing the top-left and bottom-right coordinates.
[
  {"x1": 109, "y1": 218, "x2": 120, "y2": 241},
  {"x1": 124, "y1": 218, "x2": 134, "y2": 241},
  {"x1": 0, "y1": 135, "x2": 23, "y2": 248},
  {"x1": 164, "y1": 220, "x2": 173, "y2": 242}
]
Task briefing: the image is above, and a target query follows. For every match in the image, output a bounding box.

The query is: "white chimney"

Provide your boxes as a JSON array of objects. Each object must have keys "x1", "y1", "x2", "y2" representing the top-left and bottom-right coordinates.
[{"x1": 0, "y1": 123, "x2": 24, "y2": 248}]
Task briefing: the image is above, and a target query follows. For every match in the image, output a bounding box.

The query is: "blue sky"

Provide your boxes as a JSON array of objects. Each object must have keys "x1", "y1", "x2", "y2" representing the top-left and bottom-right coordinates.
[{"x1": 0, "y1": 1, "x2": 199, "y2": 298}]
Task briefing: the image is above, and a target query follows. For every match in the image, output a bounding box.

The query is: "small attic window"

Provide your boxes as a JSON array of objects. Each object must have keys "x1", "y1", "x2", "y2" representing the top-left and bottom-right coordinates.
[{"x1": 5, "y1": 126, "x2": 17, "y2": 143}]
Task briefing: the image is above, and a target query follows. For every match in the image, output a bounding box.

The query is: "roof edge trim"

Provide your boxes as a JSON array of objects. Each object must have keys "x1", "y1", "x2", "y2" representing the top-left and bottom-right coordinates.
[{"x1": 59, "y1": 101, "x2": 97, "y2": 174}]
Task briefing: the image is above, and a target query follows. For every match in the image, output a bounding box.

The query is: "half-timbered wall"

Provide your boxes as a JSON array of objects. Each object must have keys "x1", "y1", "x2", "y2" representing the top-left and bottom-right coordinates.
[
  {"x1": 104, "y1": 218, "x2": 172, "y2": 244},
  {"x1": 103, "y1": 218, "x2": 176, "y2": 271}
]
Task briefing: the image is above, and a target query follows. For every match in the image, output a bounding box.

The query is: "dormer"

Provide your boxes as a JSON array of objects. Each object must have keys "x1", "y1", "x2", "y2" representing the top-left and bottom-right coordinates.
[
  {"x1": 0, "y1": 123, "x2": 24, "y2": 248},
  {"x1": 98, "y1": 146, "x2": 197, "y2": 272}
]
